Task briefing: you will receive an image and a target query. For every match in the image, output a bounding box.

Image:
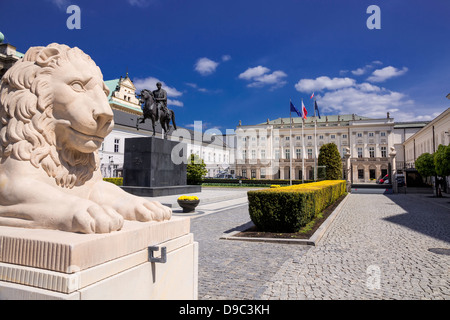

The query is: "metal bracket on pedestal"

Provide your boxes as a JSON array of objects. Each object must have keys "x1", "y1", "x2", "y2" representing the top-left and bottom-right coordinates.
[{"x1": 148, "y1": 246, "x2": 167, "y2": 263}]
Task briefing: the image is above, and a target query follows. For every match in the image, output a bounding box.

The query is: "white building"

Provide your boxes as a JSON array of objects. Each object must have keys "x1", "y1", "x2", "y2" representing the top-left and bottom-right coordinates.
[
  {"x1": 403, "y1": 108, "x2": 450, "y2": 168},
  {"x1": 235, "y1": 113, "x2": 428, "y2": 183},
  {"x1": 100, "y1": 75, "x2": 235, "y2": 178},
  {"x1": 0, "y1": 33, "x2": 23, "y2": 78}
]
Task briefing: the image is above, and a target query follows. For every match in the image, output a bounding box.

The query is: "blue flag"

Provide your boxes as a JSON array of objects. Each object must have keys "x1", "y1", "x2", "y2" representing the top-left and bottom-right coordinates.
[
  {"x1": 314, "y1": 100, "x2": 321, "y2": 119},
  {"x1": 290, "y1": 101, "x2": 301, "y2": 117}
]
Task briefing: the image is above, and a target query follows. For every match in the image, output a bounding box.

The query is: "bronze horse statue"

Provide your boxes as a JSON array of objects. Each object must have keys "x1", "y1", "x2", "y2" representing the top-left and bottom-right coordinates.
[
  {"x1": 136, "y1": 89, "x2": 158, "y2": 135},
  {"x1": 136, "y1": 89, "x2": 177, "y2": 138},
  {"x1": 159, "y1": 103, "x2": 177, "y2": 138}
]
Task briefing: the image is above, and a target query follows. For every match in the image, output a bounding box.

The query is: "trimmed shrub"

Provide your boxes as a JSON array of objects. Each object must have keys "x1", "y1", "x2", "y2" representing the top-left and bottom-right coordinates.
[
  {"x1": 318, "y1": 143, "x2": 343, "y2": 180},
  {"x1": 187, "y1": 154, "x2": 208, "y2": 185},
  {"x1": 248, "y1": 180, "x2": 346, "y2": 233},
  {"x1": 103, "y1": 177, "x2": 123, "y2": 186}
]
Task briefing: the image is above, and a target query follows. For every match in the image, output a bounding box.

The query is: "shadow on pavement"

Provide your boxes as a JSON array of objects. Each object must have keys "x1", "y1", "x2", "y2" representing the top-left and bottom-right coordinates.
[{"x1": 382, "y1": 194, "x2": 450, "y2": 244}]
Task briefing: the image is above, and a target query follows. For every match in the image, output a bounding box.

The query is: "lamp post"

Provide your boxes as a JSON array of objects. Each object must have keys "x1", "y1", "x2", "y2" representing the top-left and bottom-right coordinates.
[
  {"x1": 389, "y1": 147, "x2": 397, "y2": 194},
  {"x1": 344, "y1": 147, "x2": 351, "y2": 192},
  {"x1": 109, "y1": 156, "x2": 114, "y2": 178}
]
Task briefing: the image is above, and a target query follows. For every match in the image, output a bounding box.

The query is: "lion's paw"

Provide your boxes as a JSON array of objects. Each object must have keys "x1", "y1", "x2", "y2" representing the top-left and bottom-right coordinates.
[
  {"x1": 116, "y1": 198, "x2": 172, "y2": 222},
  {"x1": 73, "y1": 204, "x2": 124, "y2": 234},
  {"x1": 134, "y1": 200, "x2": 172, "y2": 222}
]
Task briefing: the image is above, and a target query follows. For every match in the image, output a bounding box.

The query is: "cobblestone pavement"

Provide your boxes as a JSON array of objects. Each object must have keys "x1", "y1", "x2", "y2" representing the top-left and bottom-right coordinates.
[
  {"x1": 190, "y1": 203, "x2": 310, "y2": 300},
  {"x1": 192, "y1": 193, "x2": 450, "y2": 300}
]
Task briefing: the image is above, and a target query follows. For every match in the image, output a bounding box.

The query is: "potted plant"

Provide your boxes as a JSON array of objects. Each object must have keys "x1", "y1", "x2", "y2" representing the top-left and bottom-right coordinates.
[{"x1": 177, "y1": 195, "x2": 200, "y2": 213}]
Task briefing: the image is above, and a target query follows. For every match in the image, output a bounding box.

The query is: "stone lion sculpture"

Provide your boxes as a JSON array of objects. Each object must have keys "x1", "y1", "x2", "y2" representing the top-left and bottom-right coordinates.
[{"x1": 0, "y1": 43, "x2": 171, "y2": 234}]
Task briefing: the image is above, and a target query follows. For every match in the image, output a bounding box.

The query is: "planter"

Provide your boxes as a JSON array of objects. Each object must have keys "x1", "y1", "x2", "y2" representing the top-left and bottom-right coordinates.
[{"x1": 177, "y1": 199, "x2": 200, "y2": 213}]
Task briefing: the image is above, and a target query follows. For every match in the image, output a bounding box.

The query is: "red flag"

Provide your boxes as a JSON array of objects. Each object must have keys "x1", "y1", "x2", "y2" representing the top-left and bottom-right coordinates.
[
  {"x1": 310, "y1": 92, "x2": 314, "y2": 99},
  {"x1": 301, "y1": 100, "x2": 308, "y2": 120}
]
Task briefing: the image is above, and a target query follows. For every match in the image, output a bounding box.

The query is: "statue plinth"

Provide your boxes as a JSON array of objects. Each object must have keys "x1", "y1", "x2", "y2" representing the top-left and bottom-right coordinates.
[
  {"x1": 122, "y1": 136, "x2": 201, "y2": 197},
  {"x1": 0, "y1": 217, "x2": 198, "y2": 300}
]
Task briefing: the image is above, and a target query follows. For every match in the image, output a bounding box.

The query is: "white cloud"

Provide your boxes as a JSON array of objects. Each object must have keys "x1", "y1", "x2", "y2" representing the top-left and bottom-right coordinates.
[
  {"x1": 133, "y1": 76, "x2": 183, "y2": 106},
  {"x1": 351, "y1": 68, "x2": 367, "y2": 76},
  {"x1": 356, "y1": 82, "x2": 382, "y2": 92},
  {"x1": 48, "y1": 0, "x2": 69, "y2": 10},
  {"x1": 222, "y1": 55, "x2": 231, "y2": 62},
  {"x1": 239, "y1": 66, "x2": 287, "y2": 90},
  {"x1": 168, "y1": 99, "x2": 184, "y2": 107},
  {"x1": 367, "y1": 66, "x2": 408, "y2": 83},
  {"x1": 194, "y1": 57, "x2": 219, "y2": 76},
  {"x1": 316, "y1": 85, "x2": 416, "y2": 121},
  {"x1": 185, "y1": 82, "x2": 209, "y2": 93},
  {"x1": 133, "y1": 77, "x2": 182, "y2": 97},
  {"x1": 127, "y1": 0, "x2": 152, "y2": 8},
  {"x1": 295, "y1": 76, "x2": 355, "y2": 92},
  {"x1": 350, "y1": 60, "x2": 384, "y2": 76},
  {"x1": 238, "y1": 66, "x2": 270, "y2": 80}
]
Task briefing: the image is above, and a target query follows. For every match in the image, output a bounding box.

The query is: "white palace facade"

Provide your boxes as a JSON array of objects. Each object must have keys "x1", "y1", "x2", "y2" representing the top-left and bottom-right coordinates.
[{"x1": 234, "y1": 113, "x2": 429, "y2": 183}]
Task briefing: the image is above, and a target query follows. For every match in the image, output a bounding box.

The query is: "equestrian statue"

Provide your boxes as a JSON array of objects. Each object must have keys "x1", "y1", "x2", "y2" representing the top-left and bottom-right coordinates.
[{"x1": 136, "y1": 82, "x2": 176, "y2": 138}]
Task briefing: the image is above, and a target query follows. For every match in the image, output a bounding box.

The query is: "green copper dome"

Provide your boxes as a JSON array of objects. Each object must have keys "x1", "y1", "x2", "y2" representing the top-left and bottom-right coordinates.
[{"x1": 0, "y1": 32, "x2": 4, "y2": 43}]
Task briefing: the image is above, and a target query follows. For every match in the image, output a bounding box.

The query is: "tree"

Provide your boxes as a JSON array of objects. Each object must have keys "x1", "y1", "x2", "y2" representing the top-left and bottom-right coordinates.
[
  {"x1": 434, "y1": 144, "x2": 450, "y2": 177},
  {"x1": 415, "y1": 152, "x2": 436, "y2": 178},
  {"x1": 186, "y1": 154, "x2": 207, "y2": 185},
  {"x1": 318, "y1": 143, "x2": 342, "y2": 180}
]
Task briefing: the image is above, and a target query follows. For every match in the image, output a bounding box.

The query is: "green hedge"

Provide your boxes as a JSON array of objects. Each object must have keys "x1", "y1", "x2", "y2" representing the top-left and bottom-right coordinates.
[
  {"x1": 247, "y1": 180, "x2": 346, "y2": 233},
  {"x1": 202, "y1": 178, "x2": 314, "y2": 185},
  {"x1": 103, "y1": 177, "x2": 123, "y2": 186}
]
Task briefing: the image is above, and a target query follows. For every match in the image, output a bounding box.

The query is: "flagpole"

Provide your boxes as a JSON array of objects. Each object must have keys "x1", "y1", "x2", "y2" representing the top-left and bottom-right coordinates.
[
  {"x1": 314, "y1": 98, "x2": 317, "y2": 181},
  {"x1": 289, "y1": 100, "x2": 293, "y2": 186},
  {"x1": 301, "y1": 99, "x2": 305, "y2": 184}
]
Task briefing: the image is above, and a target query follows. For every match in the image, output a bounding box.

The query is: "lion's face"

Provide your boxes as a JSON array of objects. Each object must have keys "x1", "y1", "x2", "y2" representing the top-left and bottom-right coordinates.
[
  {"x1": 0, "y1": 43, "x2": 115, "y2": 188},
  {"x1": 50, "y1": 57, "x2": 114, "y2": 153}
]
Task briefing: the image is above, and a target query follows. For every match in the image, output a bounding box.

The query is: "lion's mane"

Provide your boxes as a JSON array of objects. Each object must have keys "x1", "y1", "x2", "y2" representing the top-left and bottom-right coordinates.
[{"x1": 0, "y1": 43, "x2": 104, "y2": 188}]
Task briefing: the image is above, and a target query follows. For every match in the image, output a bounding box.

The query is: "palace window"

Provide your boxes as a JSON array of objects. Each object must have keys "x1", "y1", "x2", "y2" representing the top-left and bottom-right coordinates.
[
  {"x1": 357, "y1": 133, "x2": 362, "y2": 138},
  {"x1": 251, "y1": 150, "x2": 256, "y2": 159},
  {"x1": 369, "y1": 132, "x2": 374, "y2": 137},
  {"x1": 342, "y1": 134, "x2": 347, "y2": 139},
  {"x1": 275, "y1": 149, "x2": 280, "y2": 159},
  {"x1": 251, "y1": 169, "x2": 256, "y2": 179},
  {"x1": 296, "y1": 136, "x2": 301, "y2": 140},
  {"x1": 296, "y1": 148, "x2": 302, "y2": 159},
  {"x1": 357, "y1": 147, "x2": 363, "y2": 158},
  {"x1": 307, "y1": 148, "x2": 313, "y2": 159},
  {"x1": 285, "y1": 136, "x2": 290, "y2": 141},
  {"x1": 308, "y1": 135, "x2": 312, "y2": 140},
  {"x1": 242, "y1": 150, "x2": 247, "y2": 159},
  {"x1": 319, "y1": 135, "x2": 324, "y2": 140},
  {"x1": 331, "y1": 134, "x2": 336, "y2": 139},
  {"x1": 285, "y1": 149, "x2": 290, "y2": 159},
  {"x1": 114, "y1": 138, "x2": 120, "y2": 153},
  {"x1": 260, "y1": 150, "x2": 266, "y2": 159},
  {"x1": 260, "y1": 168, "x2": 266, "y2": 179},
  {"x1": 381, "y1": 146, "x2": 387, "y2": 158},
  {"x1": 369, "y1": 147, "x2": 375, "y2": 158},
  {"x1": 381, "y1": 132, "x2": 386, "y2": 137}
]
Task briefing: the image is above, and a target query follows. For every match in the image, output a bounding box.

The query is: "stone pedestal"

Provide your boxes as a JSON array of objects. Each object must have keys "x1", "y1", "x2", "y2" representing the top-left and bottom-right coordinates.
[
  {"x1": 0, "y1": 217, "x2": 198, "y2": 300},
  {"x1": 122, "y1": 137, "x2": 201, "y2": 196}
]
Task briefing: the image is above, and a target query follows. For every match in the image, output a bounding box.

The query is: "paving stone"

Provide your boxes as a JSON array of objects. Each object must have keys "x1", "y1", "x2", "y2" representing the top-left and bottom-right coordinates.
[{"x1": 191, "y1": 193, "x2": 450, "y2": 300}]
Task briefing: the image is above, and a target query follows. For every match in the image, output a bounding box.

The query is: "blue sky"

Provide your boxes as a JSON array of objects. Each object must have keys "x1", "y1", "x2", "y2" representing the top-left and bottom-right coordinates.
[{"x1": 1, "y1": 0, "x2": 449, "y2": 132}]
